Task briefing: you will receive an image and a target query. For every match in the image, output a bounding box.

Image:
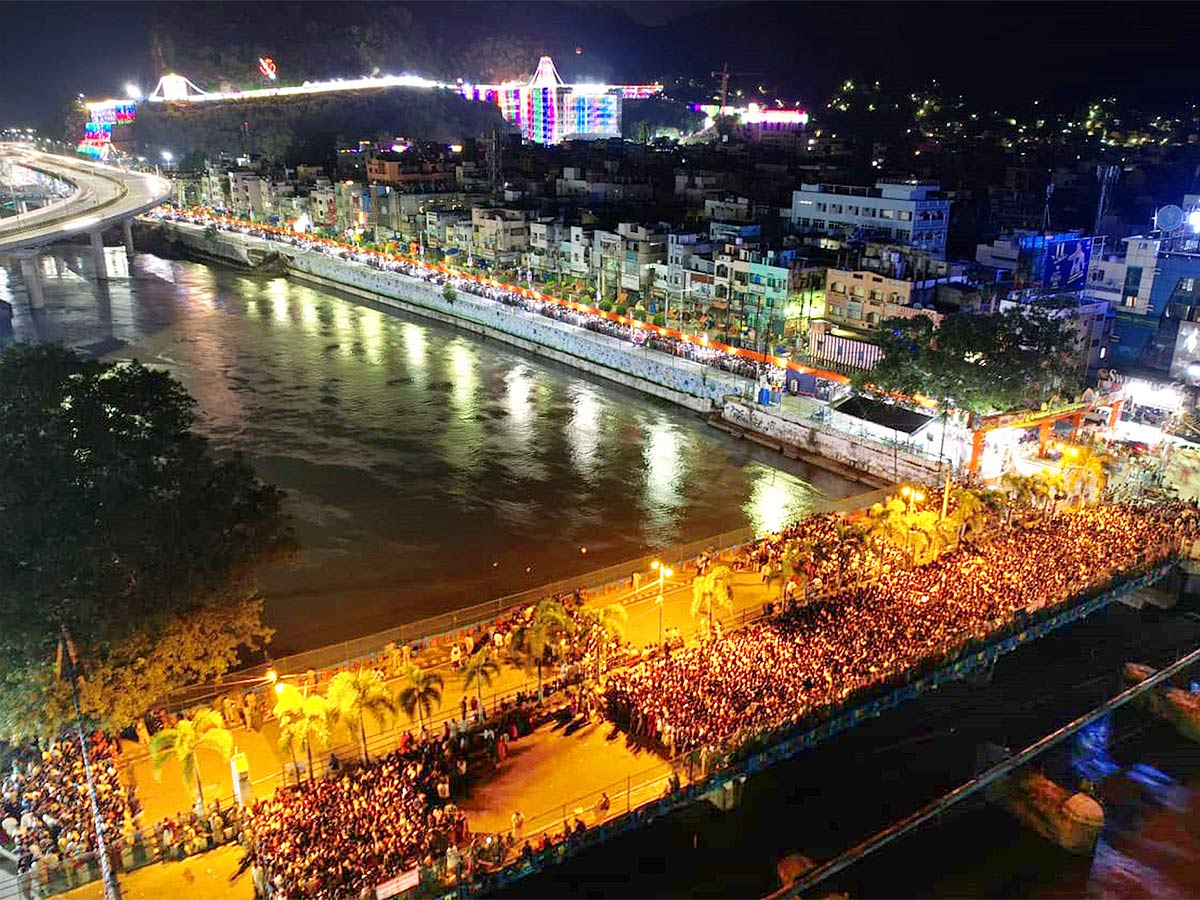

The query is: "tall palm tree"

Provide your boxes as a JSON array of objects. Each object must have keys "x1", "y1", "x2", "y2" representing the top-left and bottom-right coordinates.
[
  {"x1": 274, "y1": 684, "x2": 331, "y2": 785},
  {"x1": 691, "y1": 564, "x2": 735, "y2": 636},
  {"x1": 461, "y1": 645, "x2": 502, "y2": 718},
  {"x1": 578, "y1": 603, "x2": 629, "y2": 678},
  {"x1": 327, "y1": 668, "x2": 396, "y2": 763},
  {"x1": 397, "y1": 663, "x2": 444, "y2": 735},
  {"x1": 511, "y1": 598, "x2": 573, "y2": 699},
  {"x1": 149, "y1": 708, "x2": 234, "y2": 813}
]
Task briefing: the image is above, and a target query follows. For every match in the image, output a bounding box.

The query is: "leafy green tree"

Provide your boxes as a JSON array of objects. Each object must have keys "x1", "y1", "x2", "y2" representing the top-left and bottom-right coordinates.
[
  {"x1": 327, "y1": 668, "x2": 396, "y2": 762},
  {"x1": 461, "y1": 645, "x2": 501, "y2": 717},
  {"x1": 0, "y1": 344, "x2": 291, "y2": 739},
  {"x1": 149, "y1": 707, "x2": 234, "y2": 812},
  {"x1": 274, "y1": 685, "x2": 331, "y2": 786},
  {"x1": 856, "y1": 303, "x2": 1082, "y2": 414},
  {"x1": 690, "y1": 565, "x2": 735, "y2": 636},
  {"x1": 396, "y1": 664, "x2": 444, "y2": 734}
]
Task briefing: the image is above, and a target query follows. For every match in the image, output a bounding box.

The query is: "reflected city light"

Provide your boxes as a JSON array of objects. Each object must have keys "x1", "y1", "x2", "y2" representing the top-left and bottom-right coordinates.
[
  {"x1": 744, "y1": 464, "x2": 816, "y2": 536},
  {"x1": 402, "y1": 321, "x2": 427, "y2": 385},
  {"x1": 299, "y1": 295, "x2": 319, "y2": 328},
  {"x1": 568, "y1": 385, "x2": 602, "y2": 479},
  {"x1": 505, "y1": 364, "x2": 534, "y2": 434},
  {"x1": 447, "y1": 340, "x2": 478, "y2": 413},
  {"x1": 269, "y1": 279, "x2": 291, "y2": 324},
  {"x1": 643, "y1": 420, "x2": 683, "y2": 531},
  {"x1": 359, "y1": 308, "x2": 383, "y2": 365}
]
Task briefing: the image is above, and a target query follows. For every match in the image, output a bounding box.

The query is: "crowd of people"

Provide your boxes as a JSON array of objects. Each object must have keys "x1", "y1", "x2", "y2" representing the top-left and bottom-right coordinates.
[
  {"x1": 151, "y1": 209, "x2": 786, "y2": 388},
  {"x1": 241, "y1": 704, "x2": 533, "y2": 900},
  {"x1": 605, "y1": 501, "x2": 1198, "y2": 757},
  {"x1": 2, "y1": 733, "x2": 138, "y2": 892}
]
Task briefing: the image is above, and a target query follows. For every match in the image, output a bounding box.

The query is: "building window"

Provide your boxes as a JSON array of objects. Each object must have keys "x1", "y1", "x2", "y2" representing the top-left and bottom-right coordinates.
[
  {"x1": 880, "y1": 209, "x2": 895, "y2": 220},
  {"x1": 899, "y1": 211, "x2": 912, "y2": 221}
]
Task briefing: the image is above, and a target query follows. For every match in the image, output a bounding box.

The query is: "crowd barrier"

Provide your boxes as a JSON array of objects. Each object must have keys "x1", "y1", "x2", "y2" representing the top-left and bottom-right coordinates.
[{"x1": 453, "y1": 557, "x2": 1179, "y2": 897}]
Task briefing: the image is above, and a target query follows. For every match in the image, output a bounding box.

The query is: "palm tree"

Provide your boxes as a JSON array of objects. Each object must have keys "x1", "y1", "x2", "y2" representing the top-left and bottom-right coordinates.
[
  {"x1": 149, "y1": 708, "x2": 234, "y2": 813},
  {"x1": 578, "y1": 603, "x2": 629, "y2": 679},
  {"x1": 397, "y1": 663, "x2": 445, "y2": 735},
  {"x1": 691, "y1": 564, "x2": 735, "y2": 636},
  {"x1": 274, "y1": 684, "x2": 331, "y2": 785},
  {"x1": 462, "y1": 645, "x2": 502, "y2": 719},
  {"x1": 511, "y1": 598, "x2": 573, "y2": 699},
  {"x1": 327, "y1": 668, "x2": 397, "y2": 763}
]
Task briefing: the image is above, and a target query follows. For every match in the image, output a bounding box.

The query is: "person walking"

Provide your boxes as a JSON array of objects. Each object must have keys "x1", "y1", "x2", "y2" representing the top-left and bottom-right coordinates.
[{"x1": 510, "y1": 810, "x2": 524, "y2": 841}]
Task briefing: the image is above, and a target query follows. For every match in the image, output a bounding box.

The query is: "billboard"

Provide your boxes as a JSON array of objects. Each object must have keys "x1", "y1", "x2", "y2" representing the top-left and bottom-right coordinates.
[{"x1": 1015, "y1": 233, "x2": 1093, "y2": 292}]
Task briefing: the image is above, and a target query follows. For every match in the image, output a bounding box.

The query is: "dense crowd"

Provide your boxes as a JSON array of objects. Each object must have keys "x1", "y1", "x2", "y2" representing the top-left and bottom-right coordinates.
[
  {"x1": 241, "y1": 706, "x2": 531, "y2": 900},
  {"x1": 2, "y1": 734, "x2": 137, "y2": 889},
  {"x1": 152, "y1": 209, "x2": 784, "y2": 387},
  {"x1": 605, "y1": 502, "x2": 1198, "y2": 756}
]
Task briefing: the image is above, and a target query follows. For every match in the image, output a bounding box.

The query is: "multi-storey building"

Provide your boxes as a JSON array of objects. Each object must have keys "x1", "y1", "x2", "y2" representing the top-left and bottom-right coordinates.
[
  {"x1": 788, "y1": 179, "x2": 950, "y2": 253},
  {"x1": 470, "y1": 207, "x2": 530, "y2": 265}
]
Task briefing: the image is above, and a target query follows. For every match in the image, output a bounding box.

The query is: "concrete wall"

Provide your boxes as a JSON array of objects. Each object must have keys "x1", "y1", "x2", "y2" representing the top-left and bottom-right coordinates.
[
  {"x1": 142, "y1": 220, "x2": 751, "y2": 414},
  {"x1": 722, "y1": 399, "x2": 943, "y2": 485}
]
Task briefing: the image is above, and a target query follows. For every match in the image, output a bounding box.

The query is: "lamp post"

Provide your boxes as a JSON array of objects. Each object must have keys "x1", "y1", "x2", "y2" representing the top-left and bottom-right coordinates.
[
  {"x1": 650, "y1": 560, "x2": 674, "y2": 648},
  {"x1": 58, "y1": 625, "x2": 123, "y2": 900}
]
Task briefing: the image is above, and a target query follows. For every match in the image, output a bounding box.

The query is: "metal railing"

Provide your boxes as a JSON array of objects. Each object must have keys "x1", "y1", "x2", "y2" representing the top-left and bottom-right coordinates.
[{"x1": 188, "y1": 487, "x2": 892, "y2": 701}]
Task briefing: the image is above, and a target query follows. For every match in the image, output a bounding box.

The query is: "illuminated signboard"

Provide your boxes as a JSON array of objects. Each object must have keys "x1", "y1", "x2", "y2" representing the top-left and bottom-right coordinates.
[{"x1": 1015, "y1": 233, "x2": 1093, "y2": 292}]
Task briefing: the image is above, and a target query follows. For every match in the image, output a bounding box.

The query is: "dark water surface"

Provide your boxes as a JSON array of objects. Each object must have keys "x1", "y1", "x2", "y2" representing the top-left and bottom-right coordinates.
[{"x1": 1, "y1": 247, "x2": 859, "y2": 653}]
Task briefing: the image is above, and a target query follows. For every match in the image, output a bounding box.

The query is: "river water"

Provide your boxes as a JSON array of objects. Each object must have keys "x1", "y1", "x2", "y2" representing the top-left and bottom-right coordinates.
[{"x1": 0, "y1": 246, "x2": 859, "y2": 653}]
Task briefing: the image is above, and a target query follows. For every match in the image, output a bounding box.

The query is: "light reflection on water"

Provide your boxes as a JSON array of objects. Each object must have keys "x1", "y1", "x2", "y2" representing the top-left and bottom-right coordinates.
[{"x1": 1, "y1": 249, "x2": 859, "y2": 652}]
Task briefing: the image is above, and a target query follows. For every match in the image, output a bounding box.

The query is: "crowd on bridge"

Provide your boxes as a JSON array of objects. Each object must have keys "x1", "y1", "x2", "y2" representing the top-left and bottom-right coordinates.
[
  {"x1": 240, "y1": 704, "x2": 534, "y2": 900},
  {"x1": 605, "y1": 501, "x2": 1198, "y2": 757},
  {"x1": 2, "y1": 733, "x2": 137, "y2": 892},
  {"x1": 150, "y1": 208, "x2": 784, "y2": 387}
]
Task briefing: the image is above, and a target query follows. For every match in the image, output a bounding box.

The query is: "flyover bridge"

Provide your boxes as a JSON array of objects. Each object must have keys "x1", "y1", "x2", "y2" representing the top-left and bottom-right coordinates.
[{"x1": 0, "y1": 145, "x2": 172, "y2": 307}]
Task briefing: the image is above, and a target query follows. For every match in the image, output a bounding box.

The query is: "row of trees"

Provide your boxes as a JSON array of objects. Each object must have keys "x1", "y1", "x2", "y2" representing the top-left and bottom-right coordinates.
[{"x1": 151, "y1": 594, "x2": 635, "y2": 805}]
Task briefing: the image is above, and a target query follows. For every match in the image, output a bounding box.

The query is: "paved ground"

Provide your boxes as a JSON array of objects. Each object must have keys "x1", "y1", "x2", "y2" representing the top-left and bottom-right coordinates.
[
  {"x1": 57, "y1": 846, "x2": 246, "y2": 900},
  {"x1": 125, "y1": 565, "x2": 778, "y2": 828}
]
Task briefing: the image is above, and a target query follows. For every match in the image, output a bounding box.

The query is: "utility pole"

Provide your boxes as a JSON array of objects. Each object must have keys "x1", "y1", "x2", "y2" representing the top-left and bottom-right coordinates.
[
  {"x1": 1093, "y1": 164, "x2": 1120, "y2": 237},
  {"x1": 59, "y1": 625, "x2": 123, "y2": 900}
]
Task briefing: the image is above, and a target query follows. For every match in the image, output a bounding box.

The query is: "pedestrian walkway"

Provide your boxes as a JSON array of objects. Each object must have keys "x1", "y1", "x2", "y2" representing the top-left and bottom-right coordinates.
[{"x1": 123, "y1": 567, "x2": 780, "y2": 829}]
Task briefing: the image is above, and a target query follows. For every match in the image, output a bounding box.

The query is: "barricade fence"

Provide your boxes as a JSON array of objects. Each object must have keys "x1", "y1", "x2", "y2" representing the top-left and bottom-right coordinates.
[
  {"x1": 459, "y1": 555, "x2": 1181, "y2": 898},
  {"x1": 181, "y1": 487, "x2": 892, "y2": 706}
]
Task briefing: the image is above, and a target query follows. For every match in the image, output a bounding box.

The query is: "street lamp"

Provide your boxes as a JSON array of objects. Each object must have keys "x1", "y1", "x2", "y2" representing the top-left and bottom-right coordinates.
[
  {"x1": 58, "y1": 626, "x2": 123, "y2": 900},
  {"x1": 650, "y1": 560, "x2": 674, "y2": 648}
]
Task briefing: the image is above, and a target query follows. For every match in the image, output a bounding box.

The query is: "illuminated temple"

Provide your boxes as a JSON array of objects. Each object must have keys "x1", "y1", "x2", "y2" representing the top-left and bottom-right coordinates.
[{"x1": 458, "y1": 56, "x2": 661, "y2": 146}]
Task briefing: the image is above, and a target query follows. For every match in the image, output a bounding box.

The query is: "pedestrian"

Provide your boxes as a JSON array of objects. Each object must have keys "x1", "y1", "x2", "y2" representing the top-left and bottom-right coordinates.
[
  {"x1": 510, "y1": 810, "x2": 524, "y2": 840},
  {"x1": 596, "y1": 791, "x2": 610, "y2": 821}
]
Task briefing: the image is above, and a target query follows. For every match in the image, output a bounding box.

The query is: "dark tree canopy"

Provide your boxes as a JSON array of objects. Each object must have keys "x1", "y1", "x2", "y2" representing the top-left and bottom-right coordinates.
[
  {"x1": 853, "y1": 303, "x2": 1084, "y2": 414},
  {"x1": 0, "y1": 344, "x2": 292, "y2": 738}
]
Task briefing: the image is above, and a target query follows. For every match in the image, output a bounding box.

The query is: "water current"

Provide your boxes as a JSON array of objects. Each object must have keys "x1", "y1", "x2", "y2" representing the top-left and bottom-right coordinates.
[{"x1": 1, "y1": 246, "x2": 860, "y2": 653}]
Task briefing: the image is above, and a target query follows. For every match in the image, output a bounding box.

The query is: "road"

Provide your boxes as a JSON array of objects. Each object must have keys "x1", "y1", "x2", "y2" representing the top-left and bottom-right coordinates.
[{"x1": 0, "y1": 145, "x2": 171, "y2": 254}]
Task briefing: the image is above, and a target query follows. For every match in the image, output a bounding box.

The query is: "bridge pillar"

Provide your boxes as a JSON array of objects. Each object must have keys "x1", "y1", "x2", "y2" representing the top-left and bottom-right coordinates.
[
  {"x1": 122, "y1": 219, "x2": 135, "y2": 255},
  {"x1": 17, "y1": 255, "x2": 45, "y2": 310},
  {"x1": 89, "y1": 229, "x2": 109, "y2": 282}
]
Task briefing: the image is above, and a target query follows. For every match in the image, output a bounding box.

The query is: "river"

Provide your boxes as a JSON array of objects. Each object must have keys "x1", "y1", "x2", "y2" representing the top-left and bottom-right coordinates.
[{"x1": 0, "y1": 245, "x2": 860, "y2": 653}]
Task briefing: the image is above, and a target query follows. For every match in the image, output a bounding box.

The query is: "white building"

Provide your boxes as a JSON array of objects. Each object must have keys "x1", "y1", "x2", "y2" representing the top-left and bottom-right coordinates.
[
  {"x1": 788, "y1": 179, "x2": 950, "y2": 254},
  {"x1": 228, "y1": 172, "x2": 273, "y2": 220}
]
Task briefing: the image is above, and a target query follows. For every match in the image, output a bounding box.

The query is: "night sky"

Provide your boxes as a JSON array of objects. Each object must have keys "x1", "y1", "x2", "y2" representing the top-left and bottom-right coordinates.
[{"x1": 3, "y1": 1, "x2": 1200, "y2": 125}]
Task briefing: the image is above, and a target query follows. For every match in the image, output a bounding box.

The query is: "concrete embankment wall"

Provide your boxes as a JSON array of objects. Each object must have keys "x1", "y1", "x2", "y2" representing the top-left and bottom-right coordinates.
[
  {"x1": 139, "y1": 220, "x2": 931, "y2": 486},
  {"x1": 722, "y1": 400, "x2": 942, "y2": 486},
  {"x1": 139, "y1": 220, "x2": 747, "y2": 415}
]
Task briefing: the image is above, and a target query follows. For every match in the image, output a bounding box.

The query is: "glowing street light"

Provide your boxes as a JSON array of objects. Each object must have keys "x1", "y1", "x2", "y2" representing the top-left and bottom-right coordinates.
[
  {"x1": 651, "y1": 560, "x2": 674, "y2": 648},
  {"x1": 124, "y1": 83, "x2": 143, "y2": 100}
]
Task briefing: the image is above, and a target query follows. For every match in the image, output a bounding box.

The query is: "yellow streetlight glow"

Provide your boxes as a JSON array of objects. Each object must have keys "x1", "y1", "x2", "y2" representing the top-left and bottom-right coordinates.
[
  {"x1": 901, "y1": 486, "x2": 913, "y2": 498},
  {"x1": 663, "y1": 566, "x2": 674, "y2": 578},
  {"x1": 266, "y1": 668, "x2": 279, "y2": 684},
  {"x1": 273, "y1": 682, "x2": 286, "y2": 696},
  {"x1": 651, "y1": 560, "x2": 661, "y2": 571}
]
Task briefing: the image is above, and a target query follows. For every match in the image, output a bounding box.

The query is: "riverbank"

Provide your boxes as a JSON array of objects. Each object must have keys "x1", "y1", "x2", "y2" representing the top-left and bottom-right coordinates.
[{"x1": 136, "y1": 218, "x2": 940, "y2": 489}]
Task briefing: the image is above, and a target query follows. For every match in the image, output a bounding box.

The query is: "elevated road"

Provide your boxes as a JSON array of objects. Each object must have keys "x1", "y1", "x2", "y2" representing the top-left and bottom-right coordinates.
[{"x1": 0, "y1": 145, "x2": 172, "y2": 307}]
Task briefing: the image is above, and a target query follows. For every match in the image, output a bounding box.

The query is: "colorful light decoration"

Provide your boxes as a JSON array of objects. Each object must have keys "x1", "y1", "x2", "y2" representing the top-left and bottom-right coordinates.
[
  {"x1": 258, "y1": 57, "x2": 278, "y2": 81},
  {"x1": 691, "y1": 102, "x2": 810, "y2": 130},
  {"x1": 460, "y1": 56, "x2": 650, "y2": 145}
]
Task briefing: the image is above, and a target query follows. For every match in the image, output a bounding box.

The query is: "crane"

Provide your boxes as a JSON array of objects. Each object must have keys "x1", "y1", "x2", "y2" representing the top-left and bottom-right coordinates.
[{"x1": 711, "y1": 63, "x2": 763, "y2": 113}]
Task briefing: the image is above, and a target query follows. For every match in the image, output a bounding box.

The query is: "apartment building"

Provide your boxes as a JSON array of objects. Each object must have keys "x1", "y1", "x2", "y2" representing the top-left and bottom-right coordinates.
[{"x1": 788, "y1": 179, "x2": 950, "y2": 253}]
